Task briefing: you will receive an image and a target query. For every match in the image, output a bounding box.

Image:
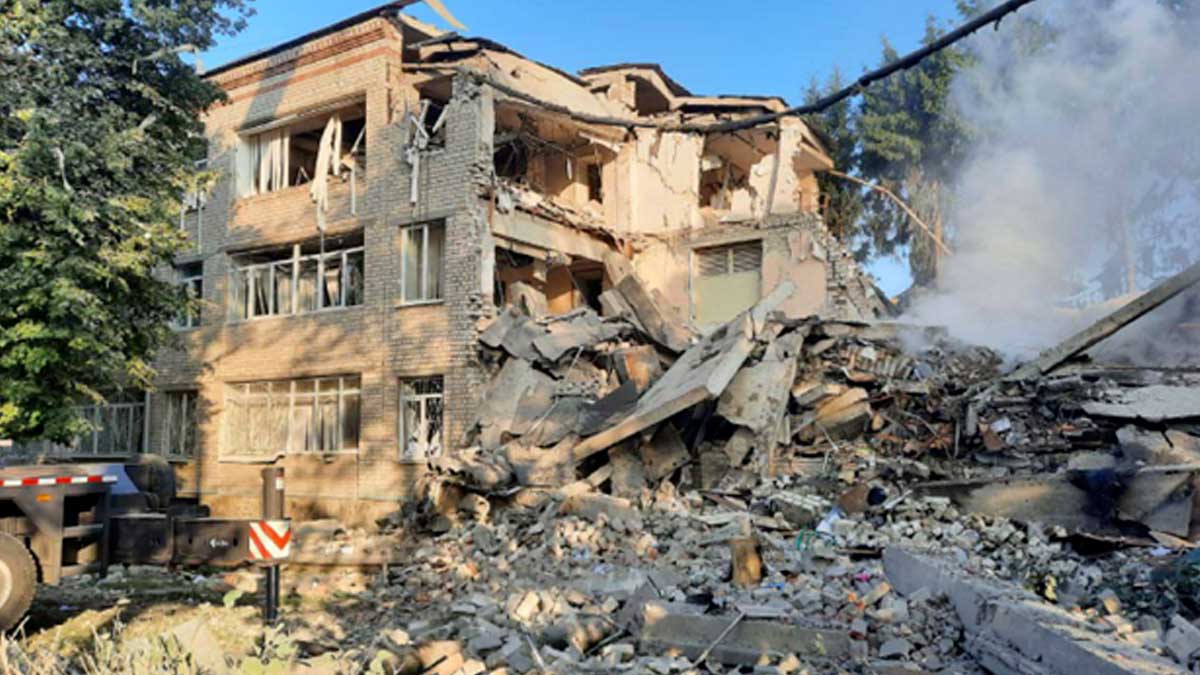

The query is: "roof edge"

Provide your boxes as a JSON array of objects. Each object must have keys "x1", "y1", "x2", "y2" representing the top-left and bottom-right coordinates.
[
  {"x1": 578, "y1": 62, "x2": 692, "y2": 97},
  {"x1": 205, "y1": 1, "x2": 419, "y2": 79}
]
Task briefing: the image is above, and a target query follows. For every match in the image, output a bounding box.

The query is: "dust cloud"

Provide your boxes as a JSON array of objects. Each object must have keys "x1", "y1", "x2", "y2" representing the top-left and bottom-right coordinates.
[{"x1": 902, "y1": 0, "x2": 1200, "y2": 360}]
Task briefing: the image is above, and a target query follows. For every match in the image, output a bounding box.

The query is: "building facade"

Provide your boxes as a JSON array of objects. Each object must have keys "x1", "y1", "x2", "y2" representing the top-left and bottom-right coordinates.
[{"x1": 27, "y1": 3, "x2": 888, "y2": 523}]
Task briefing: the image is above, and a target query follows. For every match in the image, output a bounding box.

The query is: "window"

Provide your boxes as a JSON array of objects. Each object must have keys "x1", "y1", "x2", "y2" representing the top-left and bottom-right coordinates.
[
  {"x1": 586, "y1": 163, "x2": 603, "y2": 204},
  {"x1": 162, "y1": 391, "x2": 199, "y2": 458},
  {"x1": 400, "y1": 221, "x2": 444, "y2": 304},
  {"x1": 238, "y1": 101, "x2": 367, "y2": 197},
  {"x1": 224, "y1": 376, "x2": 360, "y2": 458},
  {"x1": 179, "y1": 158, "x2": 209, "y2": 233},
  {"x1": 229, "y1": 233, "x2": 364, "y2": 320},
  {"x1": 173, "y1": 262, "x2": 203, "y2": 329},
  {"x1": 692, "y1": 240, "x2": 763, "y2": 325},
  {"x1": 399, "y1": 377, "x2": 443, "y2": 459},
  {"x1": 60, "y1": 395, "x2": 145, "y2": 457},
  {"x1": 415, "y1": 77, "x2": 452, "y2": 147}
]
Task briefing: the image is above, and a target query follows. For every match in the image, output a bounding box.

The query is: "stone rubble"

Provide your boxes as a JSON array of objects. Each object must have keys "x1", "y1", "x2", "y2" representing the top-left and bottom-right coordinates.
[{"x1": 24, "y1": 278, "x2": 1200, "y2": 675}]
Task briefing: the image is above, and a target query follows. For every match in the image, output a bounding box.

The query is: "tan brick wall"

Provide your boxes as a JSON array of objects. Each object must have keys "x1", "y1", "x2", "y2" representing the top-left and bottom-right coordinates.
[{"x1": 148, "y1": 20, "x2": 494, "y2": 521}]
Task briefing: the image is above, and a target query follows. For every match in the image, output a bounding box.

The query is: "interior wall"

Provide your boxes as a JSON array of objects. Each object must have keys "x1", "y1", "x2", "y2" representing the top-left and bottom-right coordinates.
[
  {"x1": 626, "y1": 130, "x2": 705, "y2": 233},
  {"x1": 632, "y1": 223, "x2": 828, "y2": 326}
]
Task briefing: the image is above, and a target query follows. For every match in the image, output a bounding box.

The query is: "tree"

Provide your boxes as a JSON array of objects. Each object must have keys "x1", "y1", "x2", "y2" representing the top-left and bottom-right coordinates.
[
  {"x1": 0, "y1": 0, "x2": 250, "y2": 442},
  {"x1": 857, "y1": 17, "x2": 972, "y2": 287},
  {"x1": 803, "y1": 69, "x2": 865, "y2": 252}
]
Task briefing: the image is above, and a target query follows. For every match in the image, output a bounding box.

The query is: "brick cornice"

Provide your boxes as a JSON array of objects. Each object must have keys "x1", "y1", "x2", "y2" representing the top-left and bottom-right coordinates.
[{"x1": 210, "y1": 19, "x2": 394, "y2": 93}]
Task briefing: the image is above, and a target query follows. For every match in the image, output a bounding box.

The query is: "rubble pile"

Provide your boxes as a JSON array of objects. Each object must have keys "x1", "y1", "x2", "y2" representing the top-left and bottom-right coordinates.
[
  {"x1": 314, "y1": 483, "x2": 1192, "y2": 674},
  {"x1": 23, "y1": 265, "x2": 1200, "y2": 675},
  {"x1": 359, "y1": 259, "x2": 1200, "y2": 673},
  {"x1": 939, "y1": 343, "x2": 1200, "y2": 545},
  {"x1": 968, "y1": 367, "x2": 1200, "y2": 469},
  {"x1": 354, "y1": 487, "x2": 994, "y2": 674},
  {"x1": 442, "y1": 253, "x2": 1002, "y2": 505}
]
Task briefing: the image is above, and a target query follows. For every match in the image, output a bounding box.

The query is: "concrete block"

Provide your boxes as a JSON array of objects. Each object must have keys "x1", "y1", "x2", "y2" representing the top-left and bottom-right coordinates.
[
  {"x1": 638, "y1": 613, "x2": 850, "y2": 665},
  {"x1": 1165, "y1": 614, "x2": 1200, "y2": 665}
]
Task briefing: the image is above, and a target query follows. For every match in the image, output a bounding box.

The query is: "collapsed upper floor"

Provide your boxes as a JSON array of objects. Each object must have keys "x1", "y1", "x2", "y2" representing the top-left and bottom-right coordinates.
[{"x1": 196, "y1": 1, "x2": 835, "y2": 241}]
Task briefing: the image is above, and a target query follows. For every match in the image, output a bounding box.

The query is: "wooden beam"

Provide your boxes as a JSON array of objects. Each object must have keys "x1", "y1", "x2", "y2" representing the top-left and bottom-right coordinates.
[{"x1": 1009, "y1": 259, "x2": 1200, "y2": 380}]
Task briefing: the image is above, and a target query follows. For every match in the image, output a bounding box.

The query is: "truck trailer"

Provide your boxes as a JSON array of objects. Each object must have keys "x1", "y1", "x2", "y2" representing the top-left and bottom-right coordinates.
[{"x1": 0, "y1": 464, "x2": 290, "y2": 631}]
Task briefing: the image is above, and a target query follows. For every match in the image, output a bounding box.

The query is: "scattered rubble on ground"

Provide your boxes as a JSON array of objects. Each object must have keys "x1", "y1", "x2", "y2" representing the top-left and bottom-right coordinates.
[{"x1": 15, "y1": 265, "x2": 1200, "y2": 674}]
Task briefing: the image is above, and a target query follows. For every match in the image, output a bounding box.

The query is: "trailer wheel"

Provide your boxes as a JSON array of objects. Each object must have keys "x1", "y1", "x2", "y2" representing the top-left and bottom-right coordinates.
[{"x1": 0, "y1": 533, "x2": 36, "y2": 633}]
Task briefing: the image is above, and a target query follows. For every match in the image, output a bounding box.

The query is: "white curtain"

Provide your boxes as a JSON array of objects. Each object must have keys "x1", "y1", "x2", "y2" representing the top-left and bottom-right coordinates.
[
  {"x1": 309, "y1": 114, "x2": 343, "y2": 231},
  {"x1": 256, "y1": 130, "x2": 288, "y2": 194}
]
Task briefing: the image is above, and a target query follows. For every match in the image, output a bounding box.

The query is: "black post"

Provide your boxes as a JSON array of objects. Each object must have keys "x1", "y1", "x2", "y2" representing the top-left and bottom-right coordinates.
[{"x1": 261, "y1": 467, "x2": 284, "y2": 624}]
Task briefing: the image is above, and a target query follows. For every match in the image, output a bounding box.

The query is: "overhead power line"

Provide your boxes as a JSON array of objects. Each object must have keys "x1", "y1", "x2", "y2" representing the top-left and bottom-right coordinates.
[
  {"x1": 428, "y1": 0, "x2": 1040, "y2": 134},
  {"x1": 700, "y1": 0, "x2": 1041, "y2": 134}
]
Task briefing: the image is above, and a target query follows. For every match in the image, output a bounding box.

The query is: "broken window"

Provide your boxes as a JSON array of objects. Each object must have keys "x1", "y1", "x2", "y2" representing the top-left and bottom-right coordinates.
[
  {"x1": 692, "y1": 240, "x2": 763, "y2": 325},
  {"x1": 238, "y1": 100, "x2": 367, "y2": 197},
  {"x1": 416, "y1": 78, "x2": 451, "y2": 147},
  {"x1": 493, "y1": 135, "x2": 530, "y2": 181},
  {"x1": 162, "y1": 390, "x2": 199, "y2": 458},
  {"x1": 699, "y1": 157, "x2": 748, "y2": 210},
  {"x1": 400, "y1": 220, "x2": 444, "y2": 304},
  {"x1": 224, "y1": 375, "x2": 360, "y2": 458},
  {"x1": 172, "y1": 262, "x2": 203, "y2": 329},
  {"x1": 229, "y1": 232, "x2": 364, "y2": 320},
  {"x1": 399, "y1": 376, "x2": 443, "y2": 459},
  {"x1": 698, "y1": 131, "x2": 775, "y2": 214}
]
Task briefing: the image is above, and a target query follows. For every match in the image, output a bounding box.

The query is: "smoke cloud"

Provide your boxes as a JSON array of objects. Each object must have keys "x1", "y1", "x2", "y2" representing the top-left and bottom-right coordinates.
[{"x1": 903, "y1": 0, "x2": 1200, "y2": 360}]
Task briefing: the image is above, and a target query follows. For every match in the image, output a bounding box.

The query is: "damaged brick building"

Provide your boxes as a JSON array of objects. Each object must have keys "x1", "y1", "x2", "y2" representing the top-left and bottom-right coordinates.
[{"x1": 26, "y1": 2, "x2": 888, "y2": 520}]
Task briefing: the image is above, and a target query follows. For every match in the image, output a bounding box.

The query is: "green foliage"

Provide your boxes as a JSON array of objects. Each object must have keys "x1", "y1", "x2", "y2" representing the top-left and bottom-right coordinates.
[
  {"x1": 857, "y1": 18, "x2": 973, "y2": 286},
  {"x1": 223, "y1": 589, "x2": 246, "y2": 608},
  {"x1": 0, "y1": 0, "x2": 251, "y2": 442},
  {"x1": 803, "y1": 69, "x2": 863, "y2": 251}
]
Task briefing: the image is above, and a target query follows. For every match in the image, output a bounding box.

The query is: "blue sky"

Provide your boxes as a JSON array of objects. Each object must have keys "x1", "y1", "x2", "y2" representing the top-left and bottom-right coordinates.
[{"x1": 202, "y1": 0, "x2": 963, "y2": 295}]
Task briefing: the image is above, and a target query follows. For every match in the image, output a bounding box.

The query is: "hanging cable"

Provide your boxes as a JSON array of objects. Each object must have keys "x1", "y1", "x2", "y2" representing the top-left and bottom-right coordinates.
[{"x1": 414, "y1": 0, "x2": 1040, "y2": 135}]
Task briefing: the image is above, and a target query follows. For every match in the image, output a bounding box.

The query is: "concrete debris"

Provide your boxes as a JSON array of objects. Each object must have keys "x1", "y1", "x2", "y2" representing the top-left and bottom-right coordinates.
[
  {"x1": 604, "y1": 251, "x2": 695, "y2": 354},
  {"x1": 36, "y1": 269, "x2": 1200, "y2": 675},
  {"x1": 1164, "y1": 615, "x2": 1200, "y2": 665},
  {"x1": 1083, "y1": 385, "x2": 1200, "y2": 423},
  {"x1": 637, "y1": 611, "x2": 851, "y2": 666},
  {"x1": 883, "y1": 548, "x2": 1182, "y2": 674},
  {"x1": 376, "y1": 267, "x2": 1197, "y2": 672},
  {"x1": 23, "y1": 7, "x2": 1200, "y2": 675}
]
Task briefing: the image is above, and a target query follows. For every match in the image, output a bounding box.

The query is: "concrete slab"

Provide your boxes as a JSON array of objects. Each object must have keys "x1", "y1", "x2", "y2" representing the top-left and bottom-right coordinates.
[{"x1": 638, "y1": 613, "x2": 850, "y2": 665}]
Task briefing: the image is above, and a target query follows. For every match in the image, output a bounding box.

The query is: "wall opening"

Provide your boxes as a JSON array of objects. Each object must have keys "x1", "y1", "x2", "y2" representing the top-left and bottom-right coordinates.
[
  {"x1": 172, "y1": 262, "x2": 204, "y2": 329},
  {"x1": 415, "y1": 76, "x2": 452, "y2": 147},
  {"x1": 399, "y1": 376, "x2": 444, "y2": 460},
  {"x1": 238, "y1": 99, "x2": 367, "y2": 197}
]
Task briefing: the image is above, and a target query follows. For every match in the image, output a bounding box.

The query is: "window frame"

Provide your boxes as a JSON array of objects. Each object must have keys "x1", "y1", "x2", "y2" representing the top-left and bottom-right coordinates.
[
  {"x1": 229, "y1": 243, "x2": 364, "y2": 322},
  {"x1": 399, "y1": 220, "x2": 445, "y2": 306},
  {"x1": 237, "y1": 98, "x2": 368, "y2": 199},
  {"x1": 171, "y1": 265, "x2": 204, "y2": 330},
  {"x1": 179, "y1": 157, "x2": 209, "y2": 240},
  {"x1": 398, "y1": 376, "x2": 444, "y2": 461},
  {"x1": 221, "y1": 375, "x2": 362, "y2": 459},
  {"x1": 161, "y1": 390, "x2": 199, "y2": 460},
  {"x1": 689, "y1": 238, "x2": 764, "y2": 324}
]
